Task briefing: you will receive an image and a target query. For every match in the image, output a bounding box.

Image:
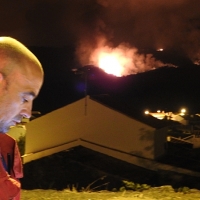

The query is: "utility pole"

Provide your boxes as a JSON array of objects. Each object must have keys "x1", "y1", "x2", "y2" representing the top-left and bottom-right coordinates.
[
  {"x1": 84, "y1": 67, "x2": 88, "y2": 116},
  {"x1": 72, "y1": 65, "x2": 91, "y2": 116}
]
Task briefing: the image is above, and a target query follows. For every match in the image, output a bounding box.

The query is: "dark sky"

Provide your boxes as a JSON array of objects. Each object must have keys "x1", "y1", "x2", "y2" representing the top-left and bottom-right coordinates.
[
  {"x1": 1, "y1": 0, "x2": 200, "y2": 114},
  {"x1": 1, "y1": 0, "x2": 200, "y2": 64}
]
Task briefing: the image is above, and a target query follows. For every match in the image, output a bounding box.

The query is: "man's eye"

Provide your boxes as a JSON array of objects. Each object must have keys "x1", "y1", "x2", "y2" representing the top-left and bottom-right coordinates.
[{"x1": 22, "y1": 98, "x2": 28, "y2": 103}]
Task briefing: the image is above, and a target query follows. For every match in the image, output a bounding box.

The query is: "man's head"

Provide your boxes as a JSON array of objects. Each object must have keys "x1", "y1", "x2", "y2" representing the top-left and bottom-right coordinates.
[{"x1": 0, "y1": 37, "x2": 44, "y2": 133}]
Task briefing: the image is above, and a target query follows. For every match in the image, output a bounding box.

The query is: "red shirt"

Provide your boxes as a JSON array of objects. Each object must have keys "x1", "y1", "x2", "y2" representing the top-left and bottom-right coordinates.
[{"x1": 0, "y1": 133, "x2": 23, "y2": 200}]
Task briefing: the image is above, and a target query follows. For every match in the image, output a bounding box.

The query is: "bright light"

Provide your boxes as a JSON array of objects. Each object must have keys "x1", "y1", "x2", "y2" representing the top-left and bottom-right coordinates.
[
  {"x1": 89, "y1": 42, "x2": 167, "y2": 77},
  {"x1": 145, "y1": 110, "x2": 149, "y2": 115},
  {"x1": 181, "y1": 108, "x2": 186, "y2": 113},
  {"x1": 98, "y1": 53, "x2": 123, "y2": 77},
  {"x1": 180, "y1": 108, "x2": 186, "y2": 116},
  {"x1": 89, "y1": 44, "x2": 135, "y2": 77}
]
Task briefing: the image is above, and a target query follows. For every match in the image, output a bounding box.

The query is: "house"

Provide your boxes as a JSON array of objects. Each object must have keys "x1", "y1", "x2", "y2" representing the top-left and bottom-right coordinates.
[{"x1": 19, "y1": 95, "x2": 200, "y2": 178}]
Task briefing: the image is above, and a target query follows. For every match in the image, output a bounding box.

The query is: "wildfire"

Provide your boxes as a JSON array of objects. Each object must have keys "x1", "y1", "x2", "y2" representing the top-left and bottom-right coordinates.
[
  {"x1": 89, "y1": 43, "x2": 168, "y2": 77},
  {"x1": 98, "y1": 52, "x2": 126, "y2": 77}
]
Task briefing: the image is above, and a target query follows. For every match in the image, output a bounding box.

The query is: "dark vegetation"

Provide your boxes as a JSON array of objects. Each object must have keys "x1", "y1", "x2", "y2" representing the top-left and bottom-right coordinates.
[{"x1": 21, "y1": 146, "x2": 200, "y2": 191}]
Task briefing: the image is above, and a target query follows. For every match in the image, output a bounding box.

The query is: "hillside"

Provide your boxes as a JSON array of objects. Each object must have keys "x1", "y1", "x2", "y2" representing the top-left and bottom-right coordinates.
[{"x1": 28, "y1": 46, "x2": 200, "y2": 116}]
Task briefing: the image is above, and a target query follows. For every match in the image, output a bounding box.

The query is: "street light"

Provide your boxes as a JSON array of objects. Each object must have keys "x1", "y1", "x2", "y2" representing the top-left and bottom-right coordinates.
[{"x1": 180, "y1": 108, "x2": 186, "y2": 116}]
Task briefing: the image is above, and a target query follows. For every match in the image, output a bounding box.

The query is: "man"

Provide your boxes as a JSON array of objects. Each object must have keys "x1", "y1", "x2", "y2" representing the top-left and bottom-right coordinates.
[{"x1": 0, "y1": 37, "x2": 44, "y2": 199}]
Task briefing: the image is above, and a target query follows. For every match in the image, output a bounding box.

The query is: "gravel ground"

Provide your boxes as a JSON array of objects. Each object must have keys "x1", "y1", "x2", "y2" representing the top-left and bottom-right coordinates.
[{"x1": 21, "y1": 186, "x2": 200, "y2": 200}]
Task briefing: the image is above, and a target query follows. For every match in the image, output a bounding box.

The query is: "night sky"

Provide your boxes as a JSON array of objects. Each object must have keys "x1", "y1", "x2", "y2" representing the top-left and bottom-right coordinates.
[
  {"x1": 1, "y1": 0, "x2": 200, "y2": 115},
  {"x1": 1, "y1": 1, "x2": 200, "y2": 52}
]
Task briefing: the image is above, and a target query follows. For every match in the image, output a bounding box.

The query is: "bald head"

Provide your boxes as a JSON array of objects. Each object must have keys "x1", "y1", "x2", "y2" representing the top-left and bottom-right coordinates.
[
  {"x1": 0, "y1": 36, "x2": 44, "y2": 133},
  {"x1": 0, "y1": 37, "x2": 43, "y2": 78}
]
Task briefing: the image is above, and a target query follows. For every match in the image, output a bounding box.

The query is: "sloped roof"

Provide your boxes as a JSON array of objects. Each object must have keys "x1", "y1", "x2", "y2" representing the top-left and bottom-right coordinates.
[{"x1": 90, "y1": 94, "x2": 180, "y2": 129}]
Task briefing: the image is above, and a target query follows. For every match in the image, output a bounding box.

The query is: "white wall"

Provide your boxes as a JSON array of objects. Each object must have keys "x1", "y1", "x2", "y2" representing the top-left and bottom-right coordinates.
[
  {"x1": 25, "y1": 98, "x2": 87, "y2": 153},
  {"x1": 83, "y1": 99, "x2": 155, "y2": 159},
  {"x1": 25, "y1": 96, "x2": 155, "y2": 161}
]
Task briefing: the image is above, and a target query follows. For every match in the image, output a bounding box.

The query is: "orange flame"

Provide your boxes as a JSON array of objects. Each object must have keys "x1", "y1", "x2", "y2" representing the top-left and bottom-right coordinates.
[
  {"x1": 89, "y1": 43, "x2": 174, "y2": 77},
  {"x1": 98, "y1": 51, "x2": 128, "y2": 77}
]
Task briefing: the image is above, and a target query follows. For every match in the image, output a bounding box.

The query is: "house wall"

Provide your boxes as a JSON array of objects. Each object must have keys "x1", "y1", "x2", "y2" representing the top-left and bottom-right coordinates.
[
  {"x1": 25, "y1": 98, "x2": 88, "y2": 153},
  {"x1": 82, "y1": 99, "x2": 155, "y2": 159},
  {"x1": 25, "y1": 96, "x2": 156, "y2": 162}
]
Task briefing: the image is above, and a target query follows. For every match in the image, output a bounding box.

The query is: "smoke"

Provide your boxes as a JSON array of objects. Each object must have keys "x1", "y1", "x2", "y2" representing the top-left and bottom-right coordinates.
[
  {"x1": 0, "y1": 0, "x2": 200, "y2": 65},
  {"x1": 75, "y1": 0, "x2": 200, "y2": 67},
  {"x1": 85, "y1": 38, "x2": 176, "y2": 76}
]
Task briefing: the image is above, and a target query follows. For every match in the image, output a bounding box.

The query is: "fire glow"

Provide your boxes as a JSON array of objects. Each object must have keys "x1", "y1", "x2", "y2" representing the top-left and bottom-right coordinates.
[
  {"x1": 98, "y1": 51, "x2": 129, "y2": 77},
  {"x1": 89, "y1": 44, "x2": 171, "y2": 77}
]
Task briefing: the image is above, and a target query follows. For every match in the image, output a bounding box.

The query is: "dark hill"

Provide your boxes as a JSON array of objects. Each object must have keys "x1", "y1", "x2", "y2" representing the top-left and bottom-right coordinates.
[{"x1": 27, "y1": 46, "x2": 200, "y2": 115}]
